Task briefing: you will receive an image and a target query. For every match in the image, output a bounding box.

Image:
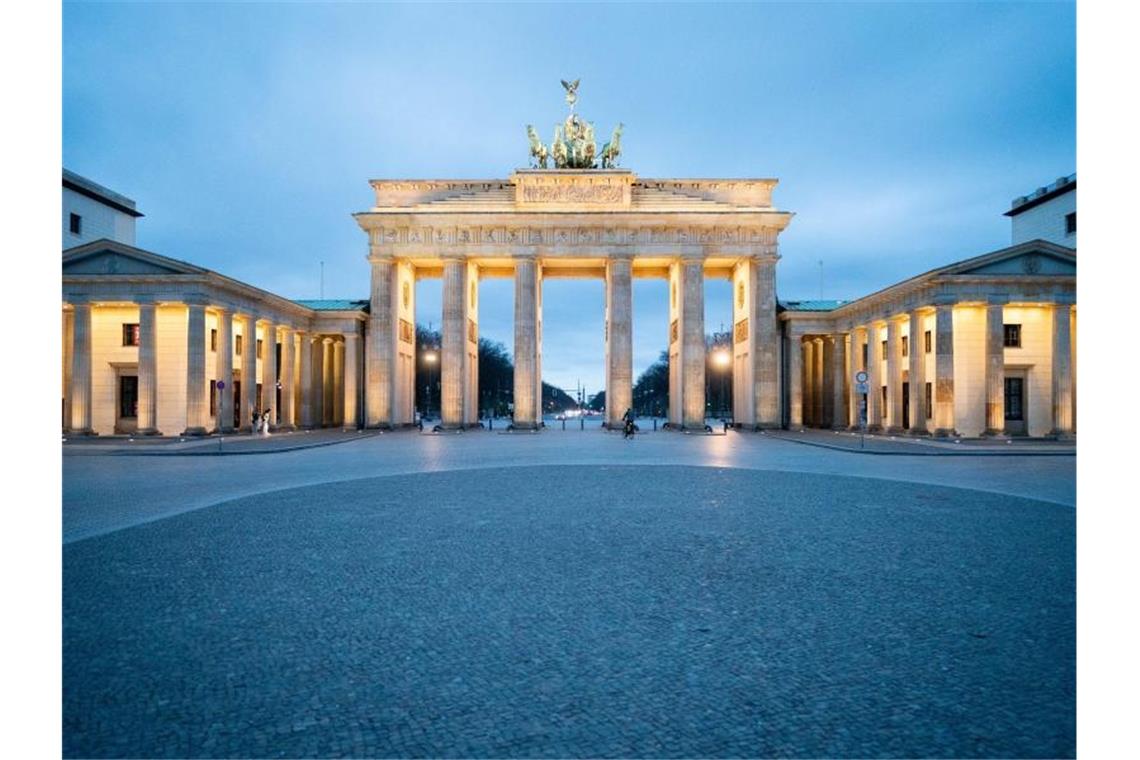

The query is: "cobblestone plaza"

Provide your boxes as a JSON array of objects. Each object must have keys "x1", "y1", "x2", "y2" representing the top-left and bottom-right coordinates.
[{"x1": 63, "y1": 431, "x2": 1075, "y2": 757}]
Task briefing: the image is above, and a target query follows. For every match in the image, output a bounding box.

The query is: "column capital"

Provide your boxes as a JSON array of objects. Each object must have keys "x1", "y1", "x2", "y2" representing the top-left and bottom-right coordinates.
[
  {"x1": 183, "y1": 294, "x2": 211, "y2": 307},
  {"x1": 679, "y1": 253, "x2": 705, "y2": 265},
  {"x1": 322, "y1": 336, "x2": 334, "y2": 346},
  {"x1": 343, "y1": 331, "x2": 360, "y2": 342},
  {"x1": 368, "y1": 246, "x2": 394, "y2": 263},
  {"x1": 133, "y1": 295, "x2": 157, "y2": 305},
  {"x1": 65, "y1": 294, "x2": 91, "y2": 306},
  {"x1": 985, "y1": 295, "x2": 1010, "y2": 307}
]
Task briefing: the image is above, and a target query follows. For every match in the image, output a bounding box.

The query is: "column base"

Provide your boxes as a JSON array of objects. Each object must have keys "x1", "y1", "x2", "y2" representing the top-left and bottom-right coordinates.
[
  {"x1": 182, "y1": 427, "x2": 209, "y2": 436},
  {"x1": 135, "y1": 428, "x2": 163, "y2": 437},
  {"x1": 753, "y1": 422, "x2": 782, "y2": 431},
  {"x1": 884, "y1": 426, "x2": 906, "y2": 435},
  {"x1": 981, "y1": 429, "x2": 1009, "y2": 439},
  {"x1": 1049, "y1": 429, "x2": 1075, "y2": 441},
  {"x1": 274, "y1": 424, "x2": 297, "y2": 432},
  {"x1": 509, "y1": 421, "x2": 541, "y2": 431},
  {"x1": 932, "y1": 428, "x2": 958, "y2": 438},
  {"x1": 65, "y1": 428, "x2": 97, "y2": 437},
  {"x1": 907, "y1": 427, "x2": 930, "y2": 437},
  {"x1": 866, "y1": 424, "x2": 883, "y2": 433}
]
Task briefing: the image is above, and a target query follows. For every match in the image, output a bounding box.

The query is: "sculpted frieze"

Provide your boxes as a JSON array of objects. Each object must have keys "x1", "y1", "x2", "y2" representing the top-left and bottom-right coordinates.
[{"x1": 521, "y1": 183, "x2": 624, "y2": 204}]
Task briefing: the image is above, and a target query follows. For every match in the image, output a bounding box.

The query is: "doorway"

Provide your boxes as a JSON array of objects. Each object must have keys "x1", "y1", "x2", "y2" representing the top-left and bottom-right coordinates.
[
  {"x1": 116, "y1": 373, "x2": 138, "y2": 433},
  {"x1": 1004, "y1": 370, "x2": 1027, "y2": 436},
  {"x1": 902, "y1": 382, "x2": 910, "y2": 430}
]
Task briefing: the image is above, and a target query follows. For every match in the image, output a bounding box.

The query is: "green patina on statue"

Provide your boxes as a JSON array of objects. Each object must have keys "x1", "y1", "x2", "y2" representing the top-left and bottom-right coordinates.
[{"x1": 526, "y1": 80, "x2": 623, "y2": 170}]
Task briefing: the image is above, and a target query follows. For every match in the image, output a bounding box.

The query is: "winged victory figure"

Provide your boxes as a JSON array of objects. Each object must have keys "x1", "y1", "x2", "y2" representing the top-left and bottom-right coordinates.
[{"x1": 561, "y1": 78, "x2": 580, "y2": 111}]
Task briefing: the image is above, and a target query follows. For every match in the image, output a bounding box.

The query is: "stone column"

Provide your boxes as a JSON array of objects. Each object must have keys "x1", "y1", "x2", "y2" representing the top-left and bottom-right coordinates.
[
  {"x1": 215, "y1": 308, "x2": 234, "y2": 433},
  {"x1": 983, "y1": 302, "x2": 1006, "y2": 436},
  {"x1": 62, "y1": 308, "x2": 74, "y2": 432},
  {"x1": 605, "y1": 255, "x2": 633, "y2": 428},
  {"x1": 513, "y1": 256, "x2": 541, "y2": 429},
  {"x1": 136, "y1": 300, "x2": 160, "y2": 435},
  {"x1": 801, "y1": 338, "x2": 814, "y2": 427},
  {"x1": 240, "y1": 314, "x2": 258, "y2": 431},
  {"x1": 278, "y1": 326, "x2": 295, "y2": 430},
  {"x1": 788, "y1": 334, "x2": 804, "y2": 429},
  {"x1": 365, "y1": 255, "x2": 395, "y2": 427},
  {"x1": 184, "y1": 302, "x2": 209, "y2": 435},
  {"x1": 753, "y1": 257, "x2": 780, "y2": 428},
  {"x1": 1051, "y1": 302, "x2": 1074, "y2": 438},
  {"x1": 885, "y1": 318, "x2": 904, "y2": 434},
  {"x1": 932, "y1": 304, "x2": 956, "y2": 436},
  {"x1": 830, "y1": 334, "x2": 847, "y2": 430},
  {"x1": 812, "y1": 337, "x2": 825, "y2": 428},
  {"x1": 847, "y1": 328, "x2": 862, "y2": 429},
  {"x1": 681, "y1": 257, "x2": 706, "y2": 429},
  {"x1": 322, "y1": 337, "x2": 334, "y2": 426},
  {"x1": 298, "y1": 331, "x2": 313, "y2": 428},
  {"x1": 261, "y1": 321, "x2": 278, "y2": 427},
  {"x1": 908, "y1": 311, "x2": 928, "y2": 435},
  {"x1": 311, "y1": 336, "x2": 325, "y2": 427},
  {"x1": 343, "y1": 333, "x2": 359, "y2": 430},
  {"x1": 333, "y1": 340, "x2": 345, "y2": 426},
  {"x1": 867, "y1": 324, "x2": 882, "y2": 431},
  {"x1": 68, "y1": 300, "x2": 94, "y2": 435},
  {"x1": 440, "y1": 256, "x2": 467, "y2": 429}
]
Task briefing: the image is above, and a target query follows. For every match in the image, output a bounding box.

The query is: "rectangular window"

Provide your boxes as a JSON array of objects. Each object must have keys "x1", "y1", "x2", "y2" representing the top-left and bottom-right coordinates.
[
  {"x1": 210, "y1": 329, "x2": 218, "y2": 352},
  {"x1": 881, "y1": 340, "x2": 888, "y2": 360},
  {"x1": 1065, "y1": 212, "x2": 1076, "y2": 235},
  {"x1": 69, "y1": 213, "x2": 82, "y2": 235},
  {"x1": 1003, "y1": 324, "x2": 1021, "y2": 348},
  {"x1": 901, "y1": 335, "x2": 909, "y2": 358},
  {"x1": 925, "y1": 382, "x2": 933, "y2": 419},
  {"x1": 256, "y1": 338, "x2": 263, "y2": 359},
  {"x1": 210, "y1": 380, "x2": 217, "y2": 416},
  {"x1": 861, "y1": 343, "x2": 868, "y2": 370},
  {"x1": 924, "y1": 330, "x2": 932, "y2": 354},
  {"x1": 122, "y1": 323, "x2": 140, "y2": 346},
  {"x1": 235, "y1": 334, "x2": 243, "y2": 355},
  {"x1": 881, "y1": 386, "x2": 887, "y2": 413}
]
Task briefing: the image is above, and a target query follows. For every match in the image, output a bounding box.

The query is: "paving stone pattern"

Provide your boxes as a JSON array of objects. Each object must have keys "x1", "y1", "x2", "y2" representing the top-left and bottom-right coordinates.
[{"x1": 64, "y1": 466, "x2": 1074, "y2": 758}]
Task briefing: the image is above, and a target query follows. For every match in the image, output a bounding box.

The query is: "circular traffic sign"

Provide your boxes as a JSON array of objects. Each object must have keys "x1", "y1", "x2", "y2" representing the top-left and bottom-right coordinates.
[
  {"x1": 854, "y1": 370, "x2": 868, "y2": 384},
  {"x1": 216, "y1": 381, "x2": 226, "y2": 390}
]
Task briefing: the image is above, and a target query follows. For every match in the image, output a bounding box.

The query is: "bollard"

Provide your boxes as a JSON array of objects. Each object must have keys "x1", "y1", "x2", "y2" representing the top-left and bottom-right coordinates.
[
  {"x1": 653, "y1": 418, "x2": 658, "y2": 431},
  {"x1": 580, "y1": 416, "x2": 585, "y2": 431},
  {"x1": 562, "y1": 418, "x2": 566, "y2": 431}
]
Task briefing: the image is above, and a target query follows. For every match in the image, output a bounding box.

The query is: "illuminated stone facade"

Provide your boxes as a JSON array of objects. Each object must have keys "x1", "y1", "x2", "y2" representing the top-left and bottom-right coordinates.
[{"x1": 61, "y1": 169, "x2": 1076, "y2": 438}]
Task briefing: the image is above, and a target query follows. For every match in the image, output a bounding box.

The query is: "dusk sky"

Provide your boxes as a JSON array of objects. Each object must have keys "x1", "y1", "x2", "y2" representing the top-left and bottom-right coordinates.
[{"x1": 63, "y1": 1, "x2": 1075, "y2": 395}]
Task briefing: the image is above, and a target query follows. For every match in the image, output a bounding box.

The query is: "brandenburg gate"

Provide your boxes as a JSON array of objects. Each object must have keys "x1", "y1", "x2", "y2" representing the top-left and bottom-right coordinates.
[{"x1": 354, "y1": 82, "x2": 792, "y2": 432}]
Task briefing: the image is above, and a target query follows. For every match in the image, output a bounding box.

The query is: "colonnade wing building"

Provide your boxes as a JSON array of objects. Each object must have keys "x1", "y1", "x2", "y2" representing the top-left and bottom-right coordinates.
[{"x1": 61, "y1": 168, "x2": 1076, "y2": 439}]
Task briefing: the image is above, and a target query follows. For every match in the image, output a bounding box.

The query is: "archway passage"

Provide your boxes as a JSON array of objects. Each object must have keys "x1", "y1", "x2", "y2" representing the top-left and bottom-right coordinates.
[{"x1": 537, "y1": 268, "x2": 604, "y2": 428}]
